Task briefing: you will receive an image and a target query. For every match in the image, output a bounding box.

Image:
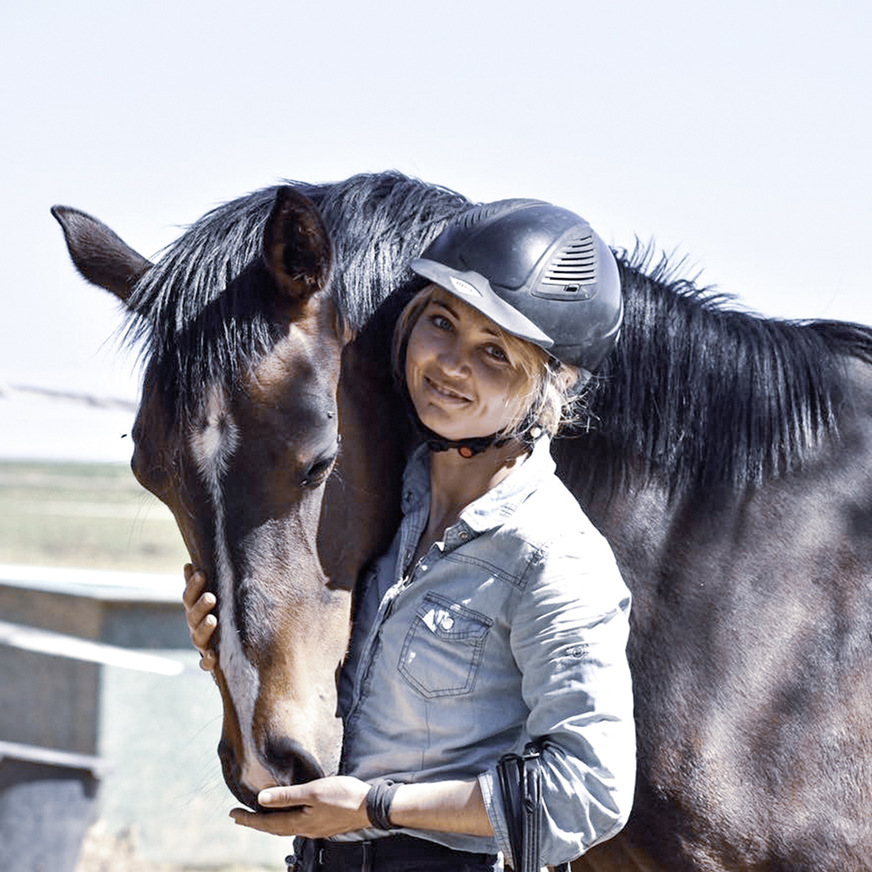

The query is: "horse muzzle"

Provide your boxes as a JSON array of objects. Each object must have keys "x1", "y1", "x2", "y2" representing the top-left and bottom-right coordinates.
[{"x1": 218, "y1": 734, "x2": 327, "y2": 809}]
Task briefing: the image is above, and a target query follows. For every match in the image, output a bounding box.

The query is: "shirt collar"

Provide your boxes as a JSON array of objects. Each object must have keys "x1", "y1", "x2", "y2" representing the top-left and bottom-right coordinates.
[{"x1": 400, "y1": 436, "x2": 555, "y2": 537}]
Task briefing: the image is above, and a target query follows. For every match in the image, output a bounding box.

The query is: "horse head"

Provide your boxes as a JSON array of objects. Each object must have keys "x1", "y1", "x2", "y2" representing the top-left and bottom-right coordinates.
[{"x1": 53, "y1": 187, "x2": 366, "y2": 807}]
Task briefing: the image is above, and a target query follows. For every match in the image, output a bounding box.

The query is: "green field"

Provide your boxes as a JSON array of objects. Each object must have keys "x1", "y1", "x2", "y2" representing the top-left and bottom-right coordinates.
[{"x1": 0, "y1": 460, "x2": 188, "y2": 572}]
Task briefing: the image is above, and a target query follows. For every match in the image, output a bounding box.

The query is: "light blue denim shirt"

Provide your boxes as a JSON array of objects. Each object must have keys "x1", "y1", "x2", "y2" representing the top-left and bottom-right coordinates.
[{"x1": 338, "y1": 437, "x2": 635, "y2": 867}]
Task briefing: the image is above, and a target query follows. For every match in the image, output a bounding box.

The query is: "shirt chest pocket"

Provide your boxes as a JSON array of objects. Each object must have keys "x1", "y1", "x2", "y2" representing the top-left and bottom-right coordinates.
[{"x1": 398, "y1": 593, "x2": 493, "y2": 698}]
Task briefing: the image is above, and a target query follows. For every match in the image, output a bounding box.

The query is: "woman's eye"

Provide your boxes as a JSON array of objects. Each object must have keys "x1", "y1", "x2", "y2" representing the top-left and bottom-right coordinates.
[
  {"x1": 430, "y1": 314, "x2": 453, "y2": 331},
  {"x1": 484, "y1": 344, "x2": 509, "y2": 362}
]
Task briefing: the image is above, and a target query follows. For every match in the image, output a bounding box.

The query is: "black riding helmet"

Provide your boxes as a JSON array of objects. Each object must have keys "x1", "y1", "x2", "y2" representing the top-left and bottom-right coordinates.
[{"x1": 411, "y1": 199, "x2": 623, "y2": 373}]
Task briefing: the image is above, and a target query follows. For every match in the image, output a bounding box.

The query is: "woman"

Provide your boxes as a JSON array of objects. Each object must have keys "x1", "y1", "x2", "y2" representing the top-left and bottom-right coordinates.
[{"x1": 185, "y1": 199, "x2": 635, "y2": 870}]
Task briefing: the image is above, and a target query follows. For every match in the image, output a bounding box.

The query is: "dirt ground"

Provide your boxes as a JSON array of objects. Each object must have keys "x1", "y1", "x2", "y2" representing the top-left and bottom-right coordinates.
[{"x1": 76, "y1": 823, "x2": 281, "y2": 872}]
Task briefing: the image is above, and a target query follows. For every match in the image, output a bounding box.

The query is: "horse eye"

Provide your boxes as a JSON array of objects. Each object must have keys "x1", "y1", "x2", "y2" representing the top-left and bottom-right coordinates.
[{"x1": 300, "y1": 454, "x2": 337, "y2": 489}]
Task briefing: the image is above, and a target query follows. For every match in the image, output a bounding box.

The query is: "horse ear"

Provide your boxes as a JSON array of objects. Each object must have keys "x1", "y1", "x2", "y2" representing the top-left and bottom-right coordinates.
[
  {"x1": 263, "y1": 186, "x2": 332, "y2": 302},
  {"x1": 51, "y1": 206, "x2": 153, "y2": 305}
]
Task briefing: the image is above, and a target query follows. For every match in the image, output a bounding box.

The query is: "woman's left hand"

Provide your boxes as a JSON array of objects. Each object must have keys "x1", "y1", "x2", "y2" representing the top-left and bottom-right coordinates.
[{"x1": 230, "y1": 776, "x2": 371, "y2": 838}]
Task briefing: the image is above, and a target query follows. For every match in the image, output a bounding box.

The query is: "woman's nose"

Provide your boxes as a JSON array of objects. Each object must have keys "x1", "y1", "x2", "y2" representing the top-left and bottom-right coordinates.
[{"x1": 437, "y1": 341, "x2": 471, "y2": 375}]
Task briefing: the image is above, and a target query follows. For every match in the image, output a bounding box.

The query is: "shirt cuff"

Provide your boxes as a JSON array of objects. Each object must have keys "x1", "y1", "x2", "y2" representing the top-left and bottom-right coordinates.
[{"x1": 477, "y1": 769, "x2": 513, "y2": 865}]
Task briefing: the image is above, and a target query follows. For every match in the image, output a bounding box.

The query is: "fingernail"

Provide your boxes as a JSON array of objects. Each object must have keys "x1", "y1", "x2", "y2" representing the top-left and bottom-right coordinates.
[{"x1": 259, "y1": 789, "x2": 274, "y2": 803}]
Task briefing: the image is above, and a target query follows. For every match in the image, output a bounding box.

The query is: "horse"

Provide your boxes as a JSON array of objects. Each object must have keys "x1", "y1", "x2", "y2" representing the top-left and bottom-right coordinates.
[{"x1": 53, "y1": 171, "x2": 872, "y2": 870}]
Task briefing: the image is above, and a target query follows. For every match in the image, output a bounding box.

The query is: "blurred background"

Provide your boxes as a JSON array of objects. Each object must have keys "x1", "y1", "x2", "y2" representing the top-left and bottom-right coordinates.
[{"x1": 1, "y1": 0, "x2": 869, "y2": 869}]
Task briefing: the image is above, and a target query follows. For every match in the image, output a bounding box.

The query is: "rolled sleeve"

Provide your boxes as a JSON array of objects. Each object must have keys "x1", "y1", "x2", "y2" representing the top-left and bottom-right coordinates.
[{"x1": 501, "y1": 542, "x2": 636, "y2": 866}]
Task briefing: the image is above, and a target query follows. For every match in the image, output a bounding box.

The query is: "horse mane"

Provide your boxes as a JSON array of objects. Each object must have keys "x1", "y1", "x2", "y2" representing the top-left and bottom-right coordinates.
[
  {"x1": 125, "y1": 169, "x2": 872, "y2": 493},
  {"x1": 582, "y1": 244, "x2": 872, "y2": 493},
  {"x1": 126, "y1": 171, "x2": 470, "y2": 423}
]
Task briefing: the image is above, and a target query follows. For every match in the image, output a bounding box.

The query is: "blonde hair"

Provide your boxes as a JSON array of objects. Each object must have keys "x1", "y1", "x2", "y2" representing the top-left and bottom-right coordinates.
[{"x1": 393, "y1": 284, "x2": 583, "y2": 439}]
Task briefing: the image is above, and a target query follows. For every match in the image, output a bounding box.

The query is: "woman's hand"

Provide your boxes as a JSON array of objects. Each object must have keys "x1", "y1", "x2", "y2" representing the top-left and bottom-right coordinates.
[
  {"x1": 183, "y1": 564, "x2": 218, "y2": 671},
  {"x1": 230, "y1": 776, "x2": 371, "y2": 838}
]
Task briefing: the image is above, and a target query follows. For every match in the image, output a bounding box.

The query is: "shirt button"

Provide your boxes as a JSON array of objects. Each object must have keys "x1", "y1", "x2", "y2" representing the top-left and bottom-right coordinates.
[
  {"x1": 440, "y1": 615, "x2": 455, "y2": 631},
  {"x1": 459, "y1": 531, "x2": 469, "y2": 541}
]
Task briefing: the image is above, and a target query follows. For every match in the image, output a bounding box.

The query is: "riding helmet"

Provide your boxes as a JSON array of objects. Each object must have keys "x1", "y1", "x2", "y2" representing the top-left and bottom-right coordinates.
[{"x1": 410, "y1": 199, "x2": 623, "y2": 372}]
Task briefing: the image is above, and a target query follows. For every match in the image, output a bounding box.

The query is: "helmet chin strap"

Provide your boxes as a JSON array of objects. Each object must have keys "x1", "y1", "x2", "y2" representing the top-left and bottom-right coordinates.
[{"x1": 416, "y1": 422, "x2": 508, "y2": 458}]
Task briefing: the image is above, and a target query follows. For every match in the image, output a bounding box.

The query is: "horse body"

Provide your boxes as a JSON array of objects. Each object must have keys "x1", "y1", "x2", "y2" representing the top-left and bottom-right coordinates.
[
  {"x1": 564, "y1": 297, "x2": 872, "y2": 869},
  {"x1": 569, "y1": 416, "x2": 872, "y2": 869},
  {"x1": 54, "y1": 172, "x2": 872, "y2": 869}
]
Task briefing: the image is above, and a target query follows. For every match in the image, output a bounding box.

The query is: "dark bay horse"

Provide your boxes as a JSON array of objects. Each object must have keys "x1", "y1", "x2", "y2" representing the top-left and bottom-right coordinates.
[{"x1": 53, "y1": 172, "x2": 872, "y2": 870}]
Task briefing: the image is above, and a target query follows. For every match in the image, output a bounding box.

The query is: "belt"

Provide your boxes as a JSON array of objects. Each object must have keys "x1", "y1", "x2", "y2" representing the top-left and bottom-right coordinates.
[{"x1": 288, "y1": 833, "x2": 498, "y2": 871}]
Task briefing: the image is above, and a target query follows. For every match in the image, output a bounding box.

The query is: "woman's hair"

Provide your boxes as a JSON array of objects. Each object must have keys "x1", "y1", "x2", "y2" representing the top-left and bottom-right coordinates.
[{"x1": 392, "y1": 284, "x2": 584, "y2": 439}]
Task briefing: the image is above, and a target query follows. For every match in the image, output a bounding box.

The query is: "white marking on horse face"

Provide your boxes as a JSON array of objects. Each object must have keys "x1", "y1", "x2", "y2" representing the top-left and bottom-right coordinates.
[
  {"x1": 190, "y1": 386, "x2": 240, "y2": 480},
  {"x1": 189, "y1": 386, "x2": 265, "y2": 788}
]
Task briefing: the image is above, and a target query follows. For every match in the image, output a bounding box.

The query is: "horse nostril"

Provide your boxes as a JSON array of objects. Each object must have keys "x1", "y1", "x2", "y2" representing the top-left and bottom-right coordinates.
[{"x1": 263, "y1": 735, "x2": 324, "y2": 786}]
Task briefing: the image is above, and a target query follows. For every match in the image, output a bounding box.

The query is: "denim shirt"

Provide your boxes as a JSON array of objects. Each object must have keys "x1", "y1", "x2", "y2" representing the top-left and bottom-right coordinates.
[{"x1": 338, "y1": 437, "x2": 635, "y2": 867}]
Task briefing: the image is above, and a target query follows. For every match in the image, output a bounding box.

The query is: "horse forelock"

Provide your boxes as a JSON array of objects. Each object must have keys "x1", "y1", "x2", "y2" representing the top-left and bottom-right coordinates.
[
  {"x1": 123, "y1": 171, "x2": 470, "y2": 431},
  {"x1": 311, "y1": 172, "x2": 471, "y2": 331},
  {"x1": 586, "y1": 243, "x2": 872, "y2": 494}
]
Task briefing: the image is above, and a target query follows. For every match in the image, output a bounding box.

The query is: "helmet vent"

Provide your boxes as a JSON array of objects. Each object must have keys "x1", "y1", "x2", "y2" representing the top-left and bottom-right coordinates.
[{"x1": 542, "y1": 235, "x2": 597, "y2": 288}]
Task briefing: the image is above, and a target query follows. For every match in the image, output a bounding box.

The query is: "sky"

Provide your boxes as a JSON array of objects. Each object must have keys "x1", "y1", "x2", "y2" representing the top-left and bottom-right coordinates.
[{"x1": 2, "y1": 0, "x2": 870, "y2": 460}]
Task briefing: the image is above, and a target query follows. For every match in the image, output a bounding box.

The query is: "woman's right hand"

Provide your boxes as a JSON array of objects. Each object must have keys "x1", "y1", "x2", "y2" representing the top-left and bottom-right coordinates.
[{"x1": 183, "y1": 564, "x2": 219, "y2": 671}]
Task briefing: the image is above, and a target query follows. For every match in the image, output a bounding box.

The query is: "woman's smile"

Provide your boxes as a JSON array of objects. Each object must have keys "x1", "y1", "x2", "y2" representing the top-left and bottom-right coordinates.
[{"x1": 422, "y1": 374, "x2": 471, "y2": 405}]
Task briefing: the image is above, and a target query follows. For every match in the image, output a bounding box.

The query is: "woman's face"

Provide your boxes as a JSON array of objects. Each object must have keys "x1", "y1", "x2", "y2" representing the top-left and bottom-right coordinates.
[{"x1": 404, "y1": 287, "x2": 531, "y2": 441}]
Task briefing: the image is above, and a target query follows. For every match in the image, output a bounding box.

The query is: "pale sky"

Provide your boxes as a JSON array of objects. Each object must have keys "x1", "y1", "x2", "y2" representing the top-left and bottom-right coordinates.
[{"x1": 2, "y1": 0, "x2": 870, "y2": 460}]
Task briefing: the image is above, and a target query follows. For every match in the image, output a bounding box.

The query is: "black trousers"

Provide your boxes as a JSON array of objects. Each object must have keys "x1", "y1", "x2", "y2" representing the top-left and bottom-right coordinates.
[{"x1": 287, "y1": 834, "x2": 500, "y2": 872}]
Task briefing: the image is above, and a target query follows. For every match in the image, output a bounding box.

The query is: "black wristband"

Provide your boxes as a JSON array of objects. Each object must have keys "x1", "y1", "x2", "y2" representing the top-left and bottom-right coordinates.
[{"x1": 366, "y1": 779, "x2": 402, "y2": 830}]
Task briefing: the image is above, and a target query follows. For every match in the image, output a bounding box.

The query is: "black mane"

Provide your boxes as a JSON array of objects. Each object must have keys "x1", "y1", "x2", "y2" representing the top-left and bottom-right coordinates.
[
  {"x1": 125, "y1": 170, "x2": 872, "y2": 490},
  {"x1": 583, "y1": 246, "x2": 872, "y2": 492}
]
